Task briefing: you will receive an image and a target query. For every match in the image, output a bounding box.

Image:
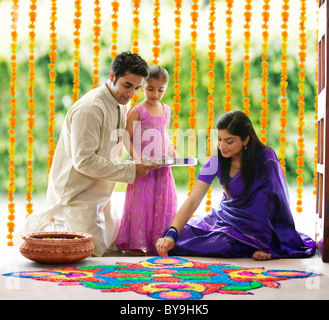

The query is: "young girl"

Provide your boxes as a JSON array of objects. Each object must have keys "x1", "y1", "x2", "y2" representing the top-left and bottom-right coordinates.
[
  {"x1": 156, "y1": 110, "x2": 316, "y2": 260},
  {"x1": 115, "y1": 65, "x2": 177, "y2": 255}
]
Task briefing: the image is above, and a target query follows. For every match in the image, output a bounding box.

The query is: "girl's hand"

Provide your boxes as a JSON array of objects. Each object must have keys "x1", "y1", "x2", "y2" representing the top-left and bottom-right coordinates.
[
  {"x1": 156, "y1": 237, "x2": 175, "y2": 257},
  {"x1": 135, "y1": 162, "x2": 158, "y2": 176}
]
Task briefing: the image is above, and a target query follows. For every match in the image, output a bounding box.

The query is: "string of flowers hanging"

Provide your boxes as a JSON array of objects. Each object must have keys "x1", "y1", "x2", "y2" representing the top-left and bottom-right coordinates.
[
  {"x1": 131, "y1": 0, "x2": 140, "y2": 54},
  {"x1": 7, "y1": 0, "x2": 20, "y2": 246},
  {"x1": 47, "y1": 0, "x2": 57, "y2": 176},
  {"x1": 72, "y1": 0, "x2": 82, "y2": 103},
  {"x1": 278, "y1": 0, "x2": 289, "y2": 173},
  {"x1": 187, "y1": 0, "x2": 199, "y2": 196},
  {"x1": 26, "y1": 0, "x2": 37, "y2": 218},
  {"x1": 313, "y1": 0, "x2": 318, "y2": 196},
  {"x1": 224, "y1": 0, "x2": 233, "y2": 113},
  {"x1": 91, "y1": 0, "x2": 101, "y2": 89},
  {"x1": 259, "y1": 0, "x2": 270, "y2": 145},
  {"x1": 242, "y1": 0, "x2": 252, "y2": 116},
  {"x1": 296, "y1": 0, "x2": 307, "y2": 213},
  {"x1": 152, "y1": 0, "x2": 161, "y2": 65},
  {"x1": 205, "y1": 0, "x2": 216, "y2": 213},
  {"x1": 131, "y1": 0, "x2": 141, "y2": 108},
  {"x1": 172, "y1": 0, "x2": 182, "y2": 151},
  {"x1": 111, "y1": 1, "x2": 119, "y2": 60}
]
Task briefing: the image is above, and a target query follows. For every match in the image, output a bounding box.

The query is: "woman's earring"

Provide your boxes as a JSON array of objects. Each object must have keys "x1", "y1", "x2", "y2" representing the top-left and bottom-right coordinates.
[{"x1": 244, "y1": 144, "x2": 247, "y2": 150}]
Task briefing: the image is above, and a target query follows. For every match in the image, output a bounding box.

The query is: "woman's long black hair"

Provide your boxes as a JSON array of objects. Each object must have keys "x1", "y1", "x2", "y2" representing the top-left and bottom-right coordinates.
[{"x1": 216, "y1": 110, "x2": 267, "y2": 197}]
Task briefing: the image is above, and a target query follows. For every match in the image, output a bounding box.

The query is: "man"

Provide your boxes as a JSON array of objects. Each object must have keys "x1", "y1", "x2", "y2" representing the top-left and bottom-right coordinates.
[{"x1": 15, "y1": 52, "x2": 158, "y2": 256}]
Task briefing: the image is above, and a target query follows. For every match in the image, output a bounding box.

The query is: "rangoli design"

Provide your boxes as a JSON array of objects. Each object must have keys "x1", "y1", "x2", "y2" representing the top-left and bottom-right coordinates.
[{"x1": 3, "y1": 256, "x2": 319, "y2": 300}]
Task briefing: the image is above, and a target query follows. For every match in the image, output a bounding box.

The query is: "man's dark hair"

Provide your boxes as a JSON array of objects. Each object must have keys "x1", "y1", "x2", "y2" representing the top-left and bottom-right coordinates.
[{"x1": 110, "y1": 51, "x2": 149, "y2": 85}]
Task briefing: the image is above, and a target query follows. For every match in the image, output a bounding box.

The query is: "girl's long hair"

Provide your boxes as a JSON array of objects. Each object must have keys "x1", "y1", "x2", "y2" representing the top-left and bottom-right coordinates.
[{"x1": 216, "y1": 110, "x2": 267, "y2": 197}]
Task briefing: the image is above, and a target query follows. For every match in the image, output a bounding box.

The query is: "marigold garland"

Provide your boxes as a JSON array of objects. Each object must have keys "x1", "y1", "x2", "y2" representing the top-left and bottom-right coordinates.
[
  {"x1": 111, "y1": 1, "x2": 119, "y2": 60},
  {"x1": 224, "y1": 0, "x2": 233, "y2": 113},
  {"x1": 296, "y1": 0, "x2": 307, "y2": 213},
  {"x1": 4, "y1": 0, "x2": 318, "y2": 232},
  {"x1": 205, "y1": 0, "x2": 216, "y2": 213},
  {"x1": 131, "y1": 0, "x2": 141, "y2": 108},
  {"x1": 7, "y1": 0, "x2": 20, "y2": 246},
  {"x1": 242, "y1": 0, "x2": 252, "y2": 115},
  {"x1": 278, "y1": 0, "x2": 290, "y2": 172},
  {"x1": 187, "y1": 0, "x2": 199, "y2": 196},
  {"x1": 91, "y1": 0, "x2": 101, "y2": 89},
  {"x1": 47, "y1": 0, "x2": 57, "y2": 176},
  {"x1": 72, "y1": 0, "x2": 82, "y2": 103},
  {"x1": 259, "y1": 0, "x2": 270, "y2": 145},
  {"x1": 172, "y1": 0, "x2": 182, "y2": 151},
  {"x1": 152, "y1": 0, "x2": 161, "y2": 65},
  {"x1": 26, "y1": 0, "x2": 37, "y2": 218},
  {"x1": 313, "y1": 2, "x2": 318, "y2": 196},
  {"x1": 131, "y1": 0, "x2": 140, "y2": 54}
]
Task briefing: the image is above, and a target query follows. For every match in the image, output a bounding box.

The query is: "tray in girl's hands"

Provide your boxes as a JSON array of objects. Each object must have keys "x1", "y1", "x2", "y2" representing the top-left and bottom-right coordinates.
[{"x1": 144, "y1": 157, "x2": 198, "y2": 167}]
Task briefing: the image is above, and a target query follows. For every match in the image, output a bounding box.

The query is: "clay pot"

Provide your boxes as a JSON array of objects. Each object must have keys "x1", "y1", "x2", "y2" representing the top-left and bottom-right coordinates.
[{"x1": 19, "y1": 231, "x2": 94, "y2": 264}]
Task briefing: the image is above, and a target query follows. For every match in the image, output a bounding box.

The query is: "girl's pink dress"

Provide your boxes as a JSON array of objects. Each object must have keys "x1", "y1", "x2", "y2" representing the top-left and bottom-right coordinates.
[{"x1": 116, "y1": 103, "x2": 177, "y2": 253}]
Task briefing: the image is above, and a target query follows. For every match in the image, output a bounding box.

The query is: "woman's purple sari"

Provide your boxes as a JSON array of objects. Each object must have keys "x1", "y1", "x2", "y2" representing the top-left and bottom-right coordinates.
[{"x1": 171, "y1": 148, "x2": 316, "y2": 258}]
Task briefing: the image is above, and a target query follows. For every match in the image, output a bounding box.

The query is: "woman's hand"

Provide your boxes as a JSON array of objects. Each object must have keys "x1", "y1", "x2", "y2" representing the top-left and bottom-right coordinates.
[{"x1": 156, "y1": 236, "x2": 175, "y2": 257}]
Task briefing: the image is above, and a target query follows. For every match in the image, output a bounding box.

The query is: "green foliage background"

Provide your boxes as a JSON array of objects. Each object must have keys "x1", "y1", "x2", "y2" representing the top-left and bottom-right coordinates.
[{"x1": 0, "y1": 0, "x2": 318, "y2": 195}]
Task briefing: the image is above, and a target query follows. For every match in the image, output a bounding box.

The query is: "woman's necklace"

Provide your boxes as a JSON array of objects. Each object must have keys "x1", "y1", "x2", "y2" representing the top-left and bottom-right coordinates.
[{"x1": 231, "y1": 163, "x2": 241, "y2": 170}]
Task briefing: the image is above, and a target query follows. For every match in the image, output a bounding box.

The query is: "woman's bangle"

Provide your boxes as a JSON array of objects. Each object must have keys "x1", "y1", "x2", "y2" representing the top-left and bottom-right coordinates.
[
  {"x1": 168, "y1": 226, "x2": 179, "y2": 234},
  {"x1": 163, "y1": 226, "x2": 179, "y2": 244}
]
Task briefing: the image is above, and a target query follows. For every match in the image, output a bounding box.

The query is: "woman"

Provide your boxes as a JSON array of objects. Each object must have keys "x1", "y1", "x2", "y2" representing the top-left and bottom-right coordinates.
[{"x1": 156, "y1": 111, "x2": 316, "y2": 260}]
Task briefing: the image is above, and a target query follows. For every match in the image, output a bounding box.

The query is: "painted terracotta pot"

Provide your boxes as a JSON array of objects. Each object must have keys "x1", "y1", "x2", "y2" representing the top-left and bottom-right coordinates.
[{"x1": 19, "y1": 231, "x2": 94, "y2": 264}]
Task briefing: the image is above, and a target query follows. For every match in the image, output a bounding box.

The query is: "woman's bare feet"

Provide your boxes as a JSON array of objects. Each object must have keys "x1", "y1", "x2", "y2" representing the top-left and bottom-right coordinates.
[{"x1": 252, "y1": 250, "x2": 271, "y2": 261}]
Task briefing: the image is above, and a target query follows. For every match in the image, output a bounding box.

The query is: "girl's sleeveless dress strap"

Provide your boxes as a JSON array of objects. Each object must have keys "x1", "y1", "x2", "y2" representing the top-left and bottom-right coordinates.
[{"x1": 127, "y1": 103, "x2": 142, "y2": 117}]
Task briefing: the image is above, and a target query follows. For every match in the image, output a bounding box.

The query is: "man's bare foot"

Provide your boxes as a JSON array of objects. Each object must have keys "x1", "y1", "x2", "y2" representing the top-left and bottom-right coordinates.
[{"x1": 252, "y1": 250, "x2": 271, "y2": 261}]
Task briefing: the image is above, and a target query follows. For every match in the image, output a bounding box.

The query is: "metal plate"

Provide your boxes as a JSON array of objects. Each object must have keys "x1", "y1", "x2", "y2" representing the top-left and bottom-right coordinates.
[{"x1": 146, "y1": 157, "x2": 198, "y2": 167}]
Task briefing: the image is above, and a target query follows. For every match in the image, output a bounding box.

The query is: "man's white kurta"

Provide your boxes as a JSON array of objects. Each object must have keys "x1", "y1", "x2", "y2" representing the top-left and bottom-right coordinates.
[{"x1": 14, "y1": 82, "x2": 136, "y2": 256}]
